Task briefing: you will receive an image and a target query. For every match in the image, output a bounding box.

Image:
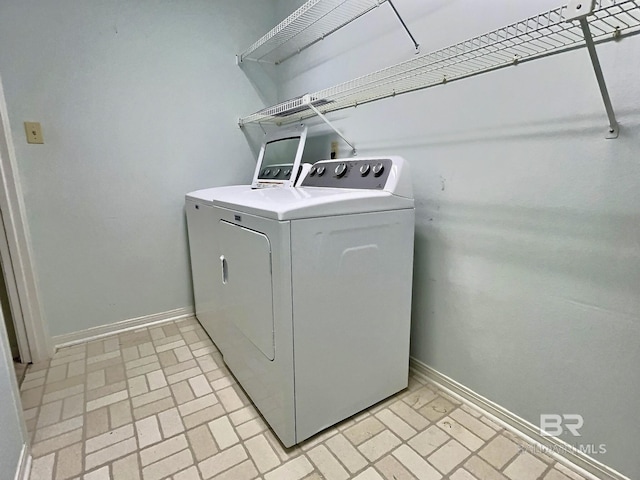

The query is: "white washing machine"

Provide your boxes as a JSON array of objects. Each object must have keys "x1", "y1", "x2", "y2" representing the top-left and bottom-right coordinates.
[{"x1": 186, "y1": 156, "x2": 415, "y2": 447}]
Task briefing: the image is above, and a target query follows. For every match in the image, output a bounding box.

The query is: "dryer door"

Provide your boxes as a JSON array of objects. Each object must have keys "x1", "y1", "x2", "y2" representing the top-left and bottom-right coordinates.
[{"x1": 218, "y1": 220, "x2": 275, "y2": 360}]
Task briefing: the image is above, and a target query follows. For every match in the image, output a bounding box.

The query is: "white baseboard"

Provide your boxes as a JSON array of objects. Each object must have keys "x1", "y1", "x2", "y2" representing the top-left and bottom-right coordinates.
[
  {"x1": 52, "y1": 306, "x2": 195, "y2": 350},
  {"x1": 409, "y1": 358, "x2": 630, "y2": 480},
  {"x1": 14, "y1": 444, "x2": 31, "y2": 480}
]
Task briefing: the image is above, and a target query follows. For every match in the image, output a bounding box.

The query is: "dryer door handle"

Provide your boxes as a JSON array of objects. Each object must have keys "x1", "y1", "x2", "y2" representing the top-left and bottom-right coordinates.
[{"x1": 220, "y1": 255, "x2": 228, "y2": 284}]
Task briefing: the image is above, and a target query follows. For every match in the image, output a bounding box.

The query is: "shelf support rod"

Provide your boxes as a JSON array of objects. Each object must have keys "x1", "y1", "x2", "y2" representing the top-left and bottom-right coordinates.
[
  {"x1": 305, "y1": 97, "x2": 357, "y2": 155},
  {"x1": 579, "y1": 18, "x2": 618, "y2": 138},
  {"x1": 566, "y1": 0, "x2": 618, "y2": 138},
  {"x1": 386, "y1": 0, "x2": 420, "y2": 53}
]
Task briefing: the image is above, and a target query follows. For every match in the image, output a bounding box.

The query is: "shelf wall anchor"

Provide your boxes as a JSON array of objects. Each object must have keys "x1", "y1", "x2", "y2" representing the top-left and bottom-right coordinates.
[
  {"x1": 566, "y1": 0, "x2": 619, "y2": 139},
  {"x1": 304, "y1": 95, "x2": 357, "y2": 156}
]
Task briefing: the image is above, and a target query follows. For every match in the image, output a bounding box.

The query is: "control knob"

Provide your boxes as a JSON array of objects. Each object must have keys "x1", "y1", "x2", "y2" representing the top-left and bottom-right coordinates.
[
  {"x1": 284, "y1": 169, "x2": 291, "y2": 178},
  {"x1": 309, "y1": 166, "x2": 317, "y2": 176},
  {"x1": 372, "y1": 163, "x2": 385, "y2": 177},
  {"x1": 272, "y1": 168, "x2": 281, "y2": 177},
  {"x1": 262, "y1": 168, "x2": 271, "y2": 177},
  {"x1": 359, "y1": 164, "x2": 370, "y2": 176},
  {"x1": 334, "y1": 163, "x2": 347, "y2": 178},
  {"x1": 317, "y1": 166, "x2": 326, "y2": 176}
]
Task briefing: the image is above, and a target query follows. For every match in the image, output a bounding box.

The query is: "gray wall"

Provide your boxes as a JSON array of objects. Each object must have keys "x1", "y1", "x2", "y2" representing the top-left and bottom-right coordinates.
[
  {"x1": 0, "y1": 311, "x2": 26, "y2": 475},
  {"x1": 0, "y1": 0, "x2": 277, "y2": 338},
  {"x1": 276, "y1": 0, "x2": 639, "y2": 477}
]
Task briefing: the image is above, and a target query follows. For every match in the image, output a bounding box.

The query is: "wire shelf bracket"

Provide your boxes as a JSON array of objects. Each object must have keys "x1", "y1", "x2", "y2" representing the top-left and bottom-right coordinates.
[
  {"x1": 239, "y1": 1, "x2": 640, "y2": 139},
  {"x1": 387, "y1": 0, "x2": 420, "y2": 54},
  {"x1": 306, "y1": 96, "x2": 357, "y2": 155},
  {"x1": 566, "y1": 0, "x2": 619, "y2": 138}
]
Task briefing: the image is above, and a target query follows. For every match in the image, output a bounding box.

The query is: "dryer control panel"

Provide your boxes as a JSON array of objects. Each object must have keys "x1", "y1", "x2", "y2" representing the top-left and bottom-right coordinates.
[{"x1": 301, "y1": 158, "x2": 392, "y2": 190}]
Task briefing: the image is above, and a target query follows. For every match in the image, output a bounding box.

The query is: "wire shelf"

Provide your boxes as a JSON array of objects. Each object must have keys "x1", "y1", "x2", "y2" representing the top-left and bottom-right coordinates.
[
  {"x1": 238, "y1": 0, "x2": 387, "y2": 65},
  {"x1": 239, "y1": 0, "x2": 640, "y2": 126}
]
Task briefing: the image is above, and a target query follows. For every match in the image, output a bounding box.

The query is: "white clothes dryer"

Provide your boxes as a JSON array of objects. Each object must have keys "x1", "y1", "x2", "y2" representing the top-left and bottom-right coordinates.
[{"x1": 186, "y1": 156, "x2": 415, "y2": 447}]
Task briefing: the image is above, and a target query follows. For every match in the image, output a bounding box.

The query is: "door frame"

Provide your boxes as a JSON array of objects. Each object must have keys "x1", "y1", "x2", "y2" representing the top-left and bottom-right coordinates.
[{"x1": 0, "y1": 75, "x2": 51, "y2": 363}]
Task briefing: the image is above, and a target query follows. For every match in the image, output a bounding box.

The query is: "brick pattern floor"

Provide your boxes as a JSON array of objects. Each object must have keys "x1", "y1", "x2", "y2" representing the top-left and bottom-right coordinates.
[{"x1": 21, "y1": 317, "x2": 589, "y2": 480}]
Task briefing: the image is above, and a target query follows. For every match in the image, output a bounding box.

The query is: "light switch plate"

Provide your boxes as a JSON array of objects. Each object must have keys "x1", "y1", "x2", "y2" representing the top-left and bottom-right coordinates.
[{"x1": 24, "y1": 122, "x2": 43, "y2": 144}]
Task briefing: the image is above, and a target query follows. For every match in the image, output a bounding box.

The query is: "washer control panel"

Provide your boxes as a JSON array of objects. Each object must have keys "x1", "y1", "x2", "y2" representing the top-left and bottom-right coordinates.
[
  {"x1": 258, "y1": 163, "x2": 293, "y2": 181},
  {"x1": 301, "y1": 158, "x2": 392, "y2": 189}
]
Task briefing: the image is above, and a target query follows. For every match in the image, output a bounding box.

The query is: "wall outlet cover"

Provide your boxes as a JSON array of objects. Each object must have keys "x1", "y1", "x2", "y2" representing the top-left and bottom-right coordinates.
[
  {"x1": 24, "y1": 122, "x2": 43, "y2": 144},
  {"x1": 330, "y1": 141, "x2": 338, "y2": 159}
]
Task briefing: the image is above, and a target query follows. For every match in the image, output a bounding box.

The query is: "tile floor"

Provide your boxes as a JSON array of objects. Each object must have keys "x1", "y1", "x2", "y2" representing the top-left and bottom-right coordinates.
[{"x1": 21, "y1": 317, "x2": 589, "y2": 480}]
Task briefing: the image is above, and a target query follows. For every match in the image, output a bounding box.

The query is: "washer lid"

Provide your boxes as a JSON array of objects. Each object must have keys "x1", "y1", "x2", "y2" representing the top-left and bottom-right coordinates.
[{"x1": 186, "y1": 185, "x2": 414, "y2": 220}]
